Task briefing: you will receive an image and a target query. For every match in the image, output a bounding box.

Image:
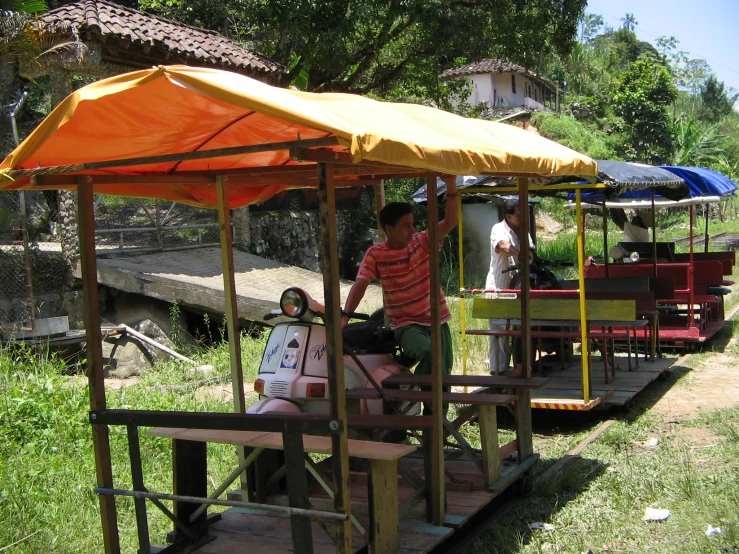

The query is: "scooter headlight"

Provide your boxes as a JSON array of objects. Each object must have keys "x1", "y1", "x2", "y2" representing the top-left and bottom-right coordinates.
[{"x1": 280, "y1": 287, "x2": 309, "y2": 318}]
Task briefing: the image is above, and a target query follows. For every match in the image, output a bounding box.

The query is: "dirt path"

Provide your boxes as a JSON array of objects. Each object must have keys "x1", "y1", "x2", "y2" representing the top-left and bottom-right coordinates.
[{"x1": 651, "y1": 307, "x2": 738, "y2": 426}]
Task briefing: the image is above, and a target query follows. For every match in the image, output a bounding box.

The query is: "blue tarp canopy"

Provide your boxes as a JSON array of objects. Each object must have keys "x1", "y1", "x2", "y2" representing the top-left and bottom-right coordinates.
[
  {"x1": 576, "y1": 164, "x2": 735, "y2": 203},
  {"x1": 660, "y1": 166, "x2": 737, "y2": 197},
  {"x1": 615, "y1": 166, "x2": 737, "y2": 200}
]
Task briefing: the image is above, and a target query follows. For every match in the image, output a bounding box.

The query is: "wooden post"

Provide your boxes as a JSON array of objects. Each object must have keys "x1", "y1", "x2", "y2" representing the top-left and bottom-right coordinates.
[
  {"x1": 517, "y1": 178, "x2": 531, "y2": 375},
  {"x1": 283, "y1": 432, "x2": 314, "y2": 554},
  {"x1": 368, "y1": 459, "x2": 400, "y2": 554},
  {"x1": 216, "y1": 176, "x2": 249, "y2": 496},
  {"x1": 317, "y1": 162, "x2": 352, "y2": 553},
  {"x1": 515, "y1": 178, "x2": 533, "y2": 461},
  {"x1": 478, "y1": 405, "x2": 500, "y2": 487},
  {"x1": 173, "y1": 439, "x2": 208, "y2": 538},
  {"x1": 77, "y1": 177, "x2": 120, "y2": 553},
  {"x1": 425, "y1": 174, "x2": 445, "y2": 526}
]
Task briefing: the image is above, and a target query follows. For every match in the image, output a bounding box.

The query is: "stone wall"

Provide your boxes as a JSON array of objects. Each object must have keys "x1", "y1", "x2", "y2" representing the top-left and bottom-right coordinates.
[{"x1": 249, "y1": 210, "x2": 377, "y2": 279}]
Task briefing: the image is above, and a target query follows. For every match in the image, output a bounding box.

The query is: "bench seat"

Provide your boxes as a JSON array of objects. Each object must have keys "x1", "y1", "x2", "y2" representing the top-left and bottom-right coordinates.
[
  {"x1": 346, "y1": 388, "x2": 517, "y2": 406},
  {"x1": 148, "y1": 427, "x2": 415, "y2": 460}
]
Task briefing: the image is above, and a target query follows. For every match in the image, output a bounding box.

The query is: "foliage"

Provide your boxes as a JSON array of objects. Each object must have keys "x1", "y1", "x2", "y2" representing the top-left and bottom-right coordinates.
[
  {"x1": 671, "y1": 117, "x2": 732, "y2": 167},
  {"x1": 612, "y1": 54, "x2": 678, "y2": 164},
  {"x1": 138, "y1": 0, "x2": 587, "y2": 97},
  {"x1": 533, "y1": 112, "x2": 618, "y2": 160},
  {"x1": 698, "y1": 75, "x2": 739, "y2": 124}
]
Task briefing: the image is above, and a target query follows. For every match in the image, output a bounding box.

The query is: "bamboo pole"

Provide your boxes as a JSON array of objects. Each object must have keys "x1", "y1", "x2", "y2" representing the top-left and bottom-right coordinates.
[
  {"x1": 426, "y1": 174, "x2": 445, "y2": 526},
  {"x1": 317, "y1": 162, "x2": 352, "y2": 552},
  {"x1": 575, "y1": 190, "x2": 590, "y2": 404},
  {"x1": 216, "y1": 177, "x2": 249, "y2": 498},
  {"x1": 78, "y1": 177, "x2": 120, "y2": 553}
]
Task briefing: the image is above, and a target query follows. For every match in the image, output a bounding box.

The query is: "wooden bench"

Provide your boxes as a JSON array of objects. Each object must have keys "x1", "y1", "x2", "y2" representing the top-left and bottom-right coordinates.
[
  {"x1": 469, "y1": 297, "x2": 642, "y2": 383},
  {"x1": 148, "y1": 427, "x2": 415, "y2": 554},
  {"x1": 366, "y1": 374, "x2": 548, "y2": 489},
  {"x1": 345, "y1": 387, "x2": 516, "y2": 489},
  {"x1": 529, "y1": 290, "x2": 658, "y2": 365}
]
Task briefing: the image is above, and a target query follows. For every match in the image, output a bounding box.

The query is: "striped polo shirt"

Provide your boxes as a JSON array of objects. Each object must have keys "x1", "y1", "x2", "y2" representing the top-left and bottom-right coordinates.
[{"x1": 357, "y1": 230, "x2": 451, "y2": 329}]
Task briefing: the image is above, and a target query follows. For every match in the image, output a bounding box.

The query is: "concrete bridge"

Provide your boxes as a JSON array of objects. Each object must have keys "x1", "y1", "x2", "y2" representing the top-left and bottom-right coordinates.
[{"x1": 90, "y1": 247, "x2": 383, "y2": 324}]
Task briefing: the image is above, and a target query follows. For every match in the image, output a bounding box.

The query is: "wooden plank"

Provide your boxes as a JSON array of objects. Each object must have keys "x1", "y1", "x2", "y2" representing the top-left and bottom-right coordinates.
[
  {"x1": 77, "y1": 178, "x2": 120, "y2": 553},
  {"x1": 478, "y1": 406, "x2": 500, "y2": 488},
  {"x1": 345, "y1": 388, "x2": 516, "y2": 406},
  {"x1": 368, "y1": 460, "x2": 400, "y2": 554},
  {"x1": 471, "y1": 298, "x2": 637, "y2": 322},
  {"x1": 381, "y1": 374, "x2": 549, "y2": 389},
  {"x1": 148, "y1": 428, "x2": 415, "y2": 461},
  {"x1": 347, "y1": 415, "x2": 433, "y2": 430}
]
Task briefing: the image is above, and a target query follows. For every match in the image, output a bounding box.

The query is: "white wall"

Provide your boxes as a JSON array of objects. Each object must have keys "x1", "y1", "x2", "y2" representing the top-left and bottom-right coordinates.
[
  {"x1": 469, "y1": 72, "x2": 552, "y2": 111},
  {"x1": 461, "y1": 203, "x2": 502, "y2": 277}
]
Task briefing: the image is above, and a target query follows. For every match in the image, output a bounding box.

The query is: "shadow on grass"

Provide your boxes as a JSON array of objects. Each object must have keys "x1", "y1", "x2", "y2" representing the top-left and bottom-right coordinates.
[{"x1": 454, "y1": 456, "x2": 606, "y2": 554}]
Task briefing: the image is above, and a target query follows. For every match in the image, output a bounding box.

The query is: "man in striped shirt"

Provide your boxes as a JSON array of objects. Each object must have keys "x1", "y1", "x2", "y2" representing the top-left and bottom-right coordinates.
[{"x1": 342, "y1": 177, "x2": 459, "y2": 389}]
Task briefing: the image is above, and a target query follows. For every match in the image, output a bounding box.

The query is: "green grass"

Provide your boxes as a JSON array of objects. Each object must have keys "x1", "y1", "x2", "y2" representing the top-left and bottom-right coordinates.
[{"x1": 0, "y1": 331, "x2": 267, "y2": 553}]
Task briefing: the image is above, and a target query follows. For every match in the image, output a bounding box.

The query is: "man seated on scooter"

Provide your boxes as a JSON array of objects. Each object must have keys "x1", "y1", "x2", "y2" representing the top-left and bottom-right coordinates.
[
  {"x1": 341, "y1": 176, "x2": 459, "y2": 413},
  {"x1": 486, "y1": 197, "x2": 533, "y2": 376}
]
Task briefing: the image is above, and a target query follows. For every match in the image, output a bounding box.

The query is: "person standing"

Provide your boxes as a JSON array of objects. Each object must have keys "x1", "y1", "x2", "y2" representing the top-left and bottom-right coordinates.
[
  {"x1": 342, "y1": 177, "x2": 459, "y2": 408},
  {"x1": 485, "y1": 198, "x2": 533, "y2": 375}
]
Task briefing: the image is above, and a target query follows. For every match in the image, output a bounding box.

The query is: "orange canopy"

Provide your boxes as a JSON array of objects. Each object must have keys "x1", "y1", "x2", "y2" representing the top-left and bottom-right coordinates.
[{"x1": 1, "y1": 65, "x2": 597, "y2": 208}]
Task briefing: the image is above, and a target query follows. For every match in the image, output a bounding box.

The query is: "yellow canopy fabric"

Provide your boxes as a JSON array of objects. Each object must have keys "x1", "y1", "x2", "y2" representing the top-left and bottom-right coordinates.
[{"x1": 1, "y1": 65, "x2": 597, "y2": 208}]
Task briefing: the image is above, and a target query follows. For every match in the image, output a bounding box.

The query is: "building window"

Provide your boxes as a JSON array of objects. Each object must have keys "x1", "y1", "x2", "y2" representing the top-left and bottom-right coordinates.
[{"x1": 511, "y1": 74, "x2": 516, "y2": 94}]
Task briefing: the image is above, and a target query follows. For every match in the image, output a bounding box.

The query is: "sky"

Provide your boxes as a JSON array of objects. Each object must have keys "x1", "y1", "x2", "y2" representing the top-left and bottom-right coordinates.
[{"x1": 585, "y1": 0, "x2": 739, "y2": 103}]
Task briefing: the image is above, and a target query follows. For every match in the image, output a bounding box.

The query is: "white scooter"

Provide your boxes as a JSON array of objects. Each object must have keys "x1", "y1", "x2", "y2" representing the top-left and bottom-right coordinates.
[{"x1": 247, "y1": 287, "x2": 419, "y2": 416}]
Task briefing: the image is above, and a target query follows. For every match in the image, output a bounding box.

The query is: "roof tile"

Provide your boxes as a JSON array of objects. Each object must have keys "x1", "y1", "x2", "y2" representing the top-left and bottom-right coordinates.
[{"x1": 39, "y1": 0, "x2": 282, "y2": 74}]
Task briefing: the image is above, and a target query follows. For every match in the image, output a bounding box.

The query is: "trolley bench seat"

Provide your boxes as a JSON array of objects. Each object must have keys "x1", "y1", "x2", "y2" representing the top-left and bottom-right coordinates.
[{"x1": 149, "y1": 426, "x2": 414, "y2": 552}]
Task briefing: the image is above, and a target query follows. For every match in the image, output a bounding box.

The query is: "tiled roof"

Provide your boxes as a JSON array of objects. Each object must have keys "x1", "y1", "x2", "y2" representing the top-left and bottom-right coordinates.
[
  {"x1": 38, "y1": 0, "x2": 282, "y2": 74},
  {"x1": 440, "y1": 59, "x2": 555, "y2": 89}
]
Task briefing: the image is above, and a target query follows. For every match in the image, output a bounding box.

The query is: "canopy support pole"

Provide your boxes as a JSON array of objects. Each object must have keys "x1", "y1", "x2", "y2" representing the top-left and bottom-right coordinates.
[
  {"x1": 216, "y1": 177, "x2": 249, "y2": 498},
  {"x1": 575, "y1": 190, "x2": 590, "y2": 404},
  {"x1": 689, "y1": 204, "x2": 695, "y2": 327},
  {"x1": 458, "y1": 196, "x2": 467, "y2": 382},
  {"x1": 602, "y1": 204, "x2": 609, "y2": 278},
  {"x1": 78, "y1": 177, "x2": 120, "y2": 553},
  {"x1": 318, "y1": 162, "x2": 352, "y2": 552},
  {"x1": 704, "y1": 202, "x2": 710, "y2": 253},
  {"x1": 652, "y1": 192, "x2": 658, "y2": 279},
  {"x1": 516, "y1": 178, "x2": 534, "y2": 459},
  {"x1": 426, "y1": 174, "x2": 445, "y2": 526}
]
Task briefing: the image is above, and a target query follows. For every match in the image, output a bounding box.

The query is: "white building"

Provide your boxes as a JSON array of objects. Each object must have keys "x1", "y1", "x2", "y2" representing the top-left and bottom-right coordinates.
[{"x1": 440, "y1": 59, "x2": 558, "y2": 116}]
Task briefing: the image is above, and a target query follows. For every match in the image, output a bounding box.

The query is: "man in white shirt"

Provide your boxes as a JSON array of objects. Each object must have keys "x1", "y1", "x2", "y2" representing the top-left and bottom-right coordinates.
[
  {"x1": 610, "y1": 208, "x2": 652, "y2": 243},
  {"x1": 485, "y1": 198, "x2": 533, "y2": 374}
]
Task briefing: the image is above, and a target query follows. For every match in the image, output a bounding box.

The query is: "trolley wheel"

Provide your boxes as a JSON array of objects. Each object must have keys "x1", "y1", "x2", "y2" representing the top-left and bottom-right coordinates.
[{"x1": 514, "y1": 473, "x2": 535, "y2": 497}]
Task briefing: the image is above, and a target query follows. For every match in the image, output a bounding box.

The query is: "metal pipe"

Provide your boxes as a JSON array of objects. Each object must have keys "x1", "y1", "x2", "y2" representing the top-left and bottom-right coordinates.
[
  {"x1": 94, "y1": 488, "x2": 349, "y2": 521},
  {"x1": 10, "y1": 89, "x2": 29, "y2": 146}
]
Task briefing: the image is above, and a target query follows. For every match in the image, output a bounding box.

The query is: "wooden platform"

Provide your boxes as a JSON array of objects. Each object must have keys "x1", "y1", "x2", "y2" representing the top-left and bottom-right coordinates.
[
  {"x1": 184, "y1": 452, "x2": 531, "y2": 554},
  {"x1": 529, "y1": 354, "x2": 676, "y2": 410}
]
